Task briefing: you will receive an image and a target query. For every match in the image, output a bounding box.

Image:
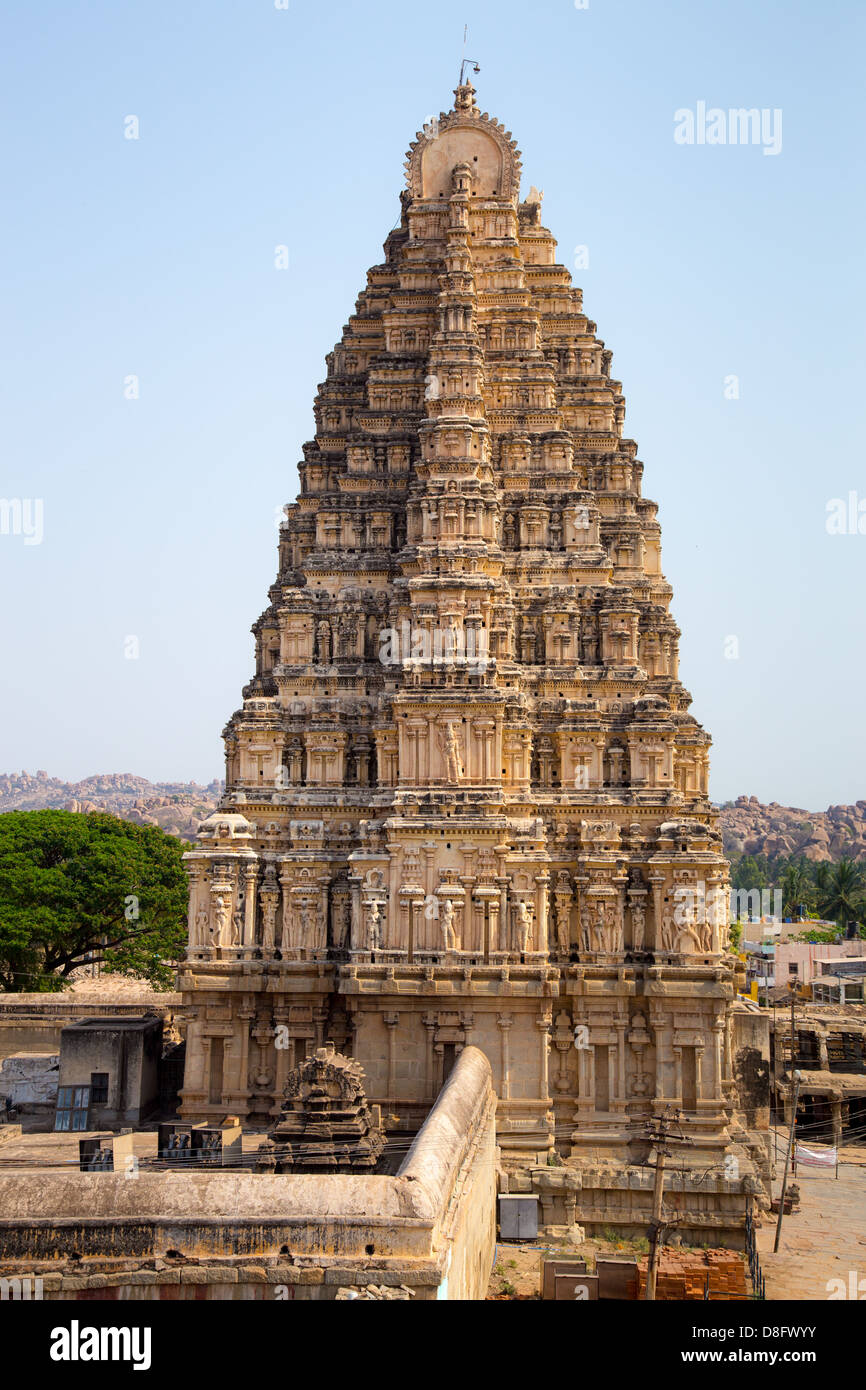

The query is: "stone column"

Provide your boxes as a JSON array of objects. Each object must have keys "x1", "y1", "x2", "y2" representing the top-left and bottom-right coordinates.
[
  {"x1": 694, "y1": 1044, "x2": 705, "y2": 1108},
  {"x1": 423, "y1": 1012, "x2": 436, "y2": 1101},
  {"x1": 384, "y1": 1011, "x2": 399, "y2": 1097},
  {"x1": 723, "y1": 1013, "x2": 733, "y2": 1084},
  {"x1": 278, "y1": 865, "x2": 294, "y2": 953},
  {"x1": 236, "y1": 1002, "x2": 255, "y2": 1112},
  {"x1": 486, "y1": 897, "x2": 499, "y2": 963},
  {"x1": 576, "y1": 1024, "x2": 589, "y2": 1107},
  {"x1": 537, "y1": 1015, "x2": 552, "y2": 1101},
  {"x1": 616, "y1": 1020, "x2": 627, "y2": 1106},
  {"x1": 242, "y1": 863, "x2": 258, "y2": 947},
  {"x1": 653, "y1": 1019, "x2": 666, "y2": 1102},
  {"x1": 608, "y1": 1040, "x2": 617, "y2": 1111},
  {"x1": 712, "y1": 1018, "x2": 725, "y2": 1101},
  {"x1": 498, "y1": 1014, "x2": 513, "y2": 1100},
  {"x1": 348, "y1": 873, "x2": 363, "y2": 951},
  {"x1": 831, "y1": 1095, "x2": 843, "y2": 1152},
  {"x1": 534, "y1": 874, "x2": 550, "y2": 954},
  {"x1": 270, "y1": 1008, "x2": 290, "y2": 1117},
  {"x1": 496, "y1": 877, "x2": 509, "y2": 951}
]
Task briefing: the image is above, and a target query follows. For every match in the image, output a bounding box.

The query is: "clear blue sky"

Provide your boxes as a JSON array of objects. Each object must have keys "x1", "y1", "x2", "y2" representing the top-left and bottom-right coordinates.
[{"x1": 1, "y1": 0, "x2": 863, "y2": 809}]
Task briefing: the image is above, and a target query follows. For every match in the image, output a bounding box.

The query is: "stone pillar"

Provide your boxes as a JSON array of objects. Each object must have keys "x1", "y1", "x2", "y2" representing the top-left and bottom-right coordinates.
[
  {"x1": 236, "y1": 1002, "x2": 255, "y2": 1112},
  {"x1": 616, "y1": 1020, "x2": 627, "y2": 1106},
  {"x1": 576, "y1": 1024, "x2": 590, "y2": 1108},
  {"x1": 349, "y1": 873, "x2": 363, "y2": 951},
  {"x1": 498, "y1": 1014, "x2": 513, "y2": 1100},
  {"x1": 537, "y1": 1014, "x2": 552, "y2": 1101},
  {"x1": 270, "y1": 1007, "x2": 290, "y2": 1117},
  {"x1": 830, "y1": 1095, "x2": 843, "y2": 1152},
  {"x1": 653, "y1": 1020, "x2": 666, "y2": 1102},
  {"x1": 242, "y1": 863, "x2": 258, "y2": 947},
  {"x1": 712, "y1": 1018, "x2": 725, "y2": 1101},
  {"x1": 423, "y1": 1013, "x2": 436, "y2": 1101},
  {"x1": 384, "y1": 1011, "x2": 399, "y2": 1097},
  {"x1": 496, "y1": 877, "x2": 509, "y2": 951},
  {"x1": 534, "y1": 874, "x2": 550, "y2": 954},
  {"x1": 278, "y1": 865, "x2": 294, "y2": 953}
]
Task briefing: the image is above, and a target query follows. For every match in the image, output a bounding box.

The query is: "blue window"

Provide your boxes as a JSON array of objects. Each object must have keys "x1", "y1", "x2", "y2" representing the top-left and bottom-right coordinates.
[{"x1": 54, "y1": 1085, "x2": 90, "y2": 1132}]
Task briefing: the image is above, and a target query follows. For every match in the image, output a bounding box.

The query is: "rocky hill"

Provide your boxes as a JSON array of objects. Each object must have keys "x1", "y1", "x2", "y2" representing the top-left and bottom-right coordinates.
[
  {"x1": 0, "y1": 771, "x2": 222, "y2": 842},
  {"x1": 720, "y1": 796, "x2": 866, "y2": 863},
  {"x1": 2, "y1": 773, "x2": 863, "y2": 861}
]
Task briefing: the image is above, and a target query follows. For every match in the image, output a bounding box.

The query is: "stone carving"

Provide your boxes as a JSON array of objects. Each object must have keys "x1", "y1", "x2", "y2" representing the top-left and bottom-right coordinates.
[
  {"x1": 212, "y1": 894, "x2": 229, "y2": 946},
  {"x1": 366, "y1": 900, "x2": 383, "y2": 952},
  {"x1": 440, "y1": 899, "x2": 457, "y2": 951},
  {"x1": 660, "y1": 909, "x2": 678, "y2": 951},
  {"x1": 513, "y1": 901, "x2": 532, "y2": 953},
  {"x1": 194, "y1": 904, "x2": 209, "y2": 949},
  {"x1": 630, "y1": 901, "x2": 646, "y2": 951},
  {"x1": 579, "y1": 903, "x2": 591, "y2": 953},
  {"x1": 332, "y1": 897, "x2": 350, "y2": 950},
  {"x1": 256, "y1": 1042, "x2": 384, "y2": 1174},
  {"x1": 440, "y1": 721, "x2": 462, "y2": 783}
]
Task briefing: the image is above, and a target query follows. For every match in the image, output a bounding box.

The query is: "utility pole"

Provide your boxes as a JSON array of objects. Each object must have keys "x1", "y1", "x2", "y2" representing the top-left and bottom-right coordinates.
[
  {"x1": 640, "y1": 1107, "x2": 693, "y2": 1300},
  {"x1": 773, "y1": 1069, "x2": 801, "y2": 1253},
  {"x1": 788, "y1": 981, "x2": 798, "y2": 1175}
]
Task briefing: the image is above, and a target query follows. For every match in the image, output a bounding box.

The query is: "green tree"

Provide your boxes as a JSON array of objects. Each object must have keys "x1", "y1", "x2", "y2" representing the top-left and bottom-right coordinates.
[
  {"x1": 732, "y1": 855, "x2": 767, "y2": 892},
  {"x1": 0, "y1": 810, "x2": 188, "y2": 992},
  {"x1": 815, "y1": 858, "x2": 865, "y2": 932},
  {"x1": 811, "y1": 862, "x2": 833, "y2": 902},
  {"x1": 781, "y1": 858, "x2": 814, "y2": 920}
]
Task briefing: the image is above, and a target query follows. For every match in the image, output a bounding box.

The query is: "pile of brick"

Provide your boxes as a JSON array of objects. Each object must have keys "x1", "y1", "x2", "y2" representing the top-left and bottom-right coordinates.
[{"x1": 636, "y1": 1248, "x2": 748, "y2": 1301}]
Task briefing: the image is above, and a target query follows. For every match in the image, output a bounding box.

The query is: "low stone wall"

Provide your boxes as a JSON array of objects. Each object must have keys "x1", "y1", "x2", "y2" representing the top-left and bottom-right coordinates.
[
  {"x1": 505, "y1": 1162, "x2": 761, "y2": 1249},
  {"x1": 0, "y1": 1045, "x2": 496, "y2": 1301},
  {"x1": 0, "y1": 996, "x2": 181, "y2": 1063}
]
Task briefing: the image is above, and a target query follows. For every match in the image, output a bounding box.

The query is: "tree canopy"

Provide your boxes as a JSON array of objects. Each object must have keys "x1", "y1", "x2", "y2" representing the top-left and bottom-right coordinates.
[
  {"x1": 729, "y1": 848, "x2": 865, "y2": 935},
  {"x1": 0, "y1": 810, "x2": 188, "y2": 992}
]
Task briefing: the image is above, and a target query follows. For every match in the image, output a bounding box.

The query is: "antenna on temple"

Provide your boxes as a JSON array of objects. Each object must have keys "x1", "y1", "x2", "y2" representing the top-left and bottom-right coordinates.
[{"x1": 458, "y1": 24, "x2": 481, "y2": 87}]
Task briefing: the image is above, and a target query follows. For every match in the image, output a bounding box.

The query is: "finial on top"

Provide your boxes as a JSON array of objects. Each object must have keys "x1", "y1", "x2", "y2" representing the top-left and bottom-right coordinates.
[{"x1": 454, "y1": 80, "x2": 478, "y2": 112}]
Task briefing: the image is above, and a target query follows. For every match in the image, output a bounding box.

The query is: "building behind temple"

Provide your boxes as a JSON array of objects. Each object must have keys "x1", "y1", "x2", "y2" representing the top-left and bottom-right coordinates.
[{"x1": 177, "y1": 81, "x2": 768, "y2": 1236}]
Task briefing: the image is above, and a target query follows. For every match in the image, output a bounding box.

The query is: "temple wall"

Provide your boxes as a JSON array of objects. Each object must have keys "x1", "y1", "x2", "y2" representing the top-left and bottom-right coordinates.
[{"x1": 0, "y1": 1047, "x2": 496, "y2": 1301}]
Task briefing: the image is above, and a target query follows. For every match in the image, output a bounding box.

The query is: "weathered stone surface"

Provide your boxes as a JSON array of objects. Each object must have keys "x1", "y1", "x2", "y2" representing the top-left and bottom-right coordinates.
[
  {"x1": 170, "y1": 79, "x2": 765, "y2": 1236},
  {"x1": 257, "y1": 1043, "x2": 384, "y2": 1174}
]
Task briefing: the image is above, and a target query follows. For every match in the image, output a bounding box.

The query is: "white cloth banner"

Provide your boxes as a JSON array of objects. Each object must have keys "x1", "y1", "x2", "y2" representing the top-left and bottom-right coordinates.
[{"x1": 796, "y1": 1144, "x2": 837, "y2": 1168}]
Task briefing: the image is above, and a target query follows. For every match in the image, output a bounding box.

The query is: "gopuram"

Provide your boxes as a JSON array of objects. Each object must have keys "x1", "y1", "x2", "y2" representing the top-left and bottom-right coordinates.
[{"x1": 179, "y1": 81, "x2": 766, "y2": 1222}]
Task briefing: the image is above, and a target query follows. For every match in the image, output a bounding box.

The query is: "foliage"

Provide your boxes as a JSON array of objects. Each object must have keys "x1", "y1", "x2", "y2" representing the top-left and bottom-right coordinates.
[
  {"x1": 0, "y1": 810, "x2": 188, "y2": 992},
  {"x1": 814, "y1": 858, "x2": 865, "y2": 930},
  {"x1": 727, "y1": 850, "x2": 865, "y2": 932}
]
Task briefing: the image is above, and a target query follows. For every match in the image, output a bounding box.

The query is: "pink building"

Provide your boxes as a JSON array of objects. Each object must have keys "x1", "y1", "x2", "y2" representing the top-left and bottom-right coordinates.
[{"x1": 777, "y1": 940, "x2": 865, "y2": 986}]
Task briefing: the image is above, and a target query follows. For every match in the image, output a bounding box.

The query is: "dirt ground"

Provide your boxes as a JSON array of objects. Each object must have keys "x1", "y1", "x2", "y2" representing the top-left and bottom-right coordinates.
[{"x1": 755, "y1": 1129, "x2": 866, "y2": 1300}]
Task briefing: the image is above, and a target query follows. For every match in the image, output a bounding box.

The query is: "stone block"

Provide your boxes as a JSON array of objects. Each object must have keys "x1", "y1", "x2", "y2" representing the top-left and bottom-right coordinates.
[{"x1": 180, "y1": 1266, "x2": 238, "y2": 1284}]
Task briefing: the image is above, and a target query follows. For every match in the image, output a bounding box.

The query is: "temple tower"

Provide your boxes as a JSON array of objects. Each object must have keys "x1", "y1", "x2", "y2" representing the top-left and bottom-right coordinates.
[{"x1": 179, "y1": 83, "x2": 758, "y2": 1209}]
